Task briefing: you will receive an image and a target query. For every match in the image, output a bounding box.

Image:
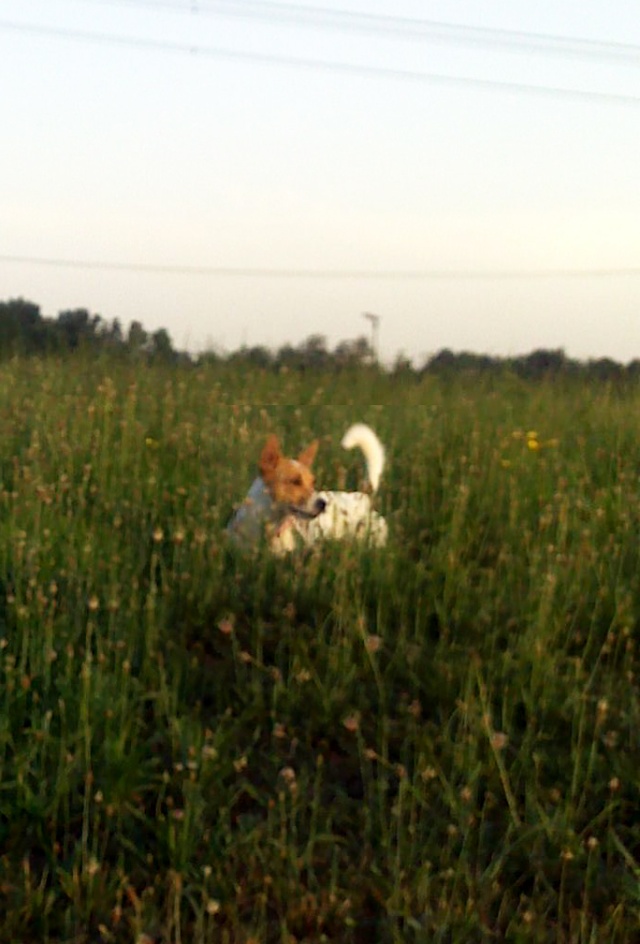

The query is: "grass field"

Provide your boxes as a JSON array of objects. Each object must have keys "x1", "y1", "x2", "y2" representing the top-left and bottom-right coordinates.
[{"x1": 1, "y1": 356, "x2": 640, "y2": 943}]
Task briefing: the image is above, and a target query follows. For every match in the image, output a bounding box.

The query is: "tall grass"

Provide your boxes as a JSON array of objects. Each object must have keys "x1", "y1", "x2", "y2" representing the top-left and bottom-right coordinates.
[{"x1": 0, "y1": 356, "x2": 639, "y2": 942}]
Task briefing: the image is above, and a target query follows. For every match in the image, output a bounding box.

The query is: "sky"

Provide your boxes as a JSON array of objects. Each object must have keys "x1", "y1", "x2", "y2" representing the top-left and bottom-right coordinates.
[{"x1": 1, "y1": 0, "x2": 639, "y2": 365}]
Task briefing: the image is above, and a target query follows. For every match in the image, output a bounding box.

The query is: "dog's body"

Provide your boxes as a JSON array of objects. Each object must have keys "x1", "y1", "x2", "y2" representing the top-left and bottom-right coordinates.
[
  {"x1": 227, "y1": 423, "x2": 388, "y2": 554},
  {"x1": 280, "y1": 488, "x2": 387, "y2": 551}
]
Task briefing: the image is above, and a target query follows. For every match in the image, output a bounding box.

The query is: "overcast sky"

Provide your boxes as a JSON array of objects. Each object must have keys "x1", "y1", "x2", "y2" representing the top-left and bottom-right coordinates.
[{"x1": 1, "y1": 0, "x2": 639, "y2": 364}]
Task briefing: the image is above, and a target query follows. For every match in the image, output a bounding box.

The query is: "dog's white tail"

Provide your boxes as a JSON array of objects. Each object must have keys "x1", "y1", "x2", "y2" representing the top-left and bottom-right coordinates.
[{"x1": 341, "y1": 423, "x2": 385, "y2": 493}]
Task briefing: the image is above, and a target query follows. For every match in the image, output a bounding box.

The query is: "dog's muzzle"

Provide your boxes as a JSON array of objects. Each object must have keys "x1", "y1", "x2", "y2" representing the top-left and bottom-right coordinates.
[{"x1": 288, "y1": 496, "x2": 327, "y2": 520}]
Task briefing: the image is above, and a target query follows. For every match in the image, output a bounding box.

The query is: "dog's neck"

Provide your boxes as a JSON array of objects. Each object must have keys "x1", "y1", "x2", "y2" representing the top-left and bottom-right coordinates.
[{"x1": 227, "y1": 476, "x2": 285, "y2": 543}]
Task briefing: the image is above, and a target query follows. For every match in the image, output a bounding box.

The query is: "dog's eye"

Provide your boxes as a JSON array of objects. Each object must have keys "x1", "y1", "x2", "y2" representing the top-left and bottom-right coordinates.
[{"x1": 290, "y1": 475, "x2": 303, "y2": 486}]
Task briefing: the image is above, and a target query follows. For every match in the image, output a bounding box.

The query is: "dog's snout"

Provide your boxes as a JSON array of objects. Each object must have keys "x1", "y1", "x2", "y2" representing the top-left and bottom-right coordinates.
[{"x1": 287, "y1": 496, "x2": 327, "y2": 520}]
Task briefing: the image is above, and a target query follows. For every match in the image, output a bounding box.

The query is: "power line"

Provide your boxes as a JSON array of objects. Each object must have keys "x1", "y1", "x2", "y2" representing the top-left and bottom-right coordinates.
[
  {"x1": 2, "y1": 18, "x2": 640, "y2": 105},
  {"x1": 62, "y1": 0, "x2": 640, "y2": 64},
  {"x1": 2, "y1": 254, "x2": 640, "y2": 280}
]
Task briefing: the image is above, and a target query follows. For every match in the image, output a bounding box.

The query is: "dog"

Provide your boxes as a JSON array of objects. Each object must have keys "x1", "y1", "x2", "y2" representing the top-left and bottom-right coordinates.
[{"x1": 227, "y1": 423, "x2": 388, "y2": 554}]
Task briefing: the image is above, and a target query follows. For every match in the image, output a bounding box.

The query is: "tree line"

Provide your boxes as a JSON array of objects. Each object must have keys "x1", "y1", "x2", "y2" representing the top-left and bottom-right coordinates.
[
  {"x1": 0, "y1": 298, "x2": 175, "y2": 361},
  {"x1": 1, "y1": 297, "x2": 638, "y2": 381}
]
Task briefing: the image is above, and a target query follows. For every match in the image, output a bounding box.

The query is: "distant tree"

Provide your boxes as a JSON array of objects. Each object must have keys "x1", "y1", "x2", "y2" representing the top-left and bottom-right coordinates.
[
  {"x1": 273, "y1": 335, "x2": 330, "y2": 371},
  {"x1": 98, "y1": 317, "x2": 124, "y2": 349},
  {"x1": 0, "y1": 298, "x2": 49, "y2": 354},
  {"x1": 150, "y1": 328, "x2": 175, "y2": 361},
  {"x1": 391, "y1": 351, "x2": 414, "y2": 376},
  {"x1": 515, "y1": 348, "x2": 568, "y2": 379},
  {"x1": 197, "y1": 347, "x2": 222, "y2": 367},
  {"x1": 274, "y1": 343, "x2": 299, "y2": 370},
  {"x1": 298, "y1": 334, "x2": 330, "y2": 370},
  {"x1": 460, "y1": 352, "x2": 498, "y2": 372},
  {"x1": 127, "y1": 320, "x2": 149, "y2": 356},
  {"x1": 333, "y1": 335, "x2": 372, "y2": 369},
  {"x1": 587, "y1": 357, "x2": 624, "y2": 382},
  {"x1": 111, "y1": 318, "x2": 123, "y2": 344},
  {"x1": 56, "y1": 309, "x2": 101, "y2": 350},
  {"x1": 423, "y1": 348, "x2": 456, "y2": 373},
  {"x1": 229, "y1": 344, "x2": 273, "y2": 369},
  {"x1": 423, "y1": 348, "x2": 502, "y2": 375}
]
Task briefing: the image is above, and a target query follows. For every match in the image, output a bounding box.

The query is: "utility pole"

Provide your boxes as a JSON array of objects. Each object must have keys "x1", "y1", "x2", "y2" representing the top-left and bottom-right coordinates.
[{"x1": 362, "y1": 312, "x2": 381, "y2": 364}]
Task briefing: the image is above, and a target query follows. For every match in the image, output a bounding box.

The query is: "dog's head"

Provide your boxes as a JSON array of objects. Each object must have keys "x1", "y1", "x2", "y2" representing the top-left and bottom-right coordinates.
[{"x1": 259, "y1": 435, "x2": 326, "y2": 518}]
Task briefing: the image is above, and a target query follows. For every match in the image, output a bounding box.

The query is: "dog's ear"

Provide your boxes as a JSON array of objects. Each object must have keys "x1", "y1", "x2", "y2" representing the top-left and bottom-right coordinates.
[
  {"x1": 260, "y1": 435, "x2": 281, "y2": 477},
  {"x1": 297, "y1": 439, "x2": 319, "y2": 468}
]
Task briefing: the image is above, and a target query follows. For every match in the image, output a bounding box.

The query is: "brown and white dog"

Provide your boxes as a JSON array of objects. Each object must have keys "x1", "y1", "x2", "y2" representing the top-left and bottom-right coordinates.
[{"x1": 227, "y1": 424, "x2": 388, "y2": 554}]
